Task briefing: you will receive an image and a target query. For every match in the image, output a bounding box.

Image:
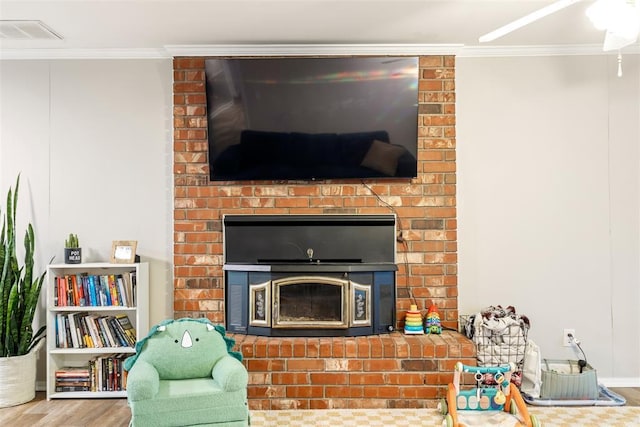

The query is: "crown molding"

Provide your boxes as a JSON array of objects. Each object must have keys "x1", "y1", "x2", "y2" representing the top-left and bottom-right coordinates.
[
  {"x1": 0, "y1": 48, "x2": 168, "y2": 60},
  {"x1": 458, "y1": 43, "x2": 640, "y2": 57},
  {"x1": 163, "y1": 43, "x2": 464, "y2": 57},
  {"x1": 1, "y1": 43, "x2": 638, "y2": 60}
]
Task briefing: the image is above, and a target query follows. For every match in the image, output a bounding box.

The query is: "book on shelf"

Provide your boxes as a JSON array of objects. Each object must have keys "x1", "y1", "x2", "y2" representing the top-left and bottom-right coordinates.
[
  {"x1": 87, "y1": 275, "x2": 98, "y2": 306},
  {"x1": 79, "y1": 273, "x2": 89, "y2": 306},
  {"x1": 97, "y1": 275, "x2": 109, "y2": 306},
  {"x1": 108, "y1": 317, "x2": 130, "y2": 347},
  {"x1": 127, "y1": 273, "x2": 135, "y2": 306},
  {"x1": 55, "y1": 355, "x2": 129, "y2": 393},
  {"x1": 131, "y1": 271, "x2": 137, "y2": 306},
  {"x1": 55, "y1": 367, "x2": 89, "y2": 378},
  {"x1": 105, "y1": 316, "x2": 127, "y2": 347},
  {"x1": 55, "y1": 367, "x2": 91, "y2": 392},
  {"x1": 96, "y1": 316, "x2": 112, "y2": 348},
  {"x1": 76, "y1": 312, "x2": 92, "y2": 348},
  {"x1": 107, "y1": 358, "x2": 114, "y2": 391},
  {"x1": 115, "y1": 314, "x2": 137, "y2": 346},
  {"x1": 55, "y1": 276, "x2": 65, "y2": 307},
  {"x1": 89, "y1": 359, "x2": 96, "y2": 392},
  {"x1": 107, "y1": 274, "x2": 119, "y2": 306},
  {"x1": 116, "y1": 275, "x2": 129, "y2": 306},
  {"x1": 91, "y1": 315, "x2": 109, "y2": 348},
  {"x1": 55, "y1": 313, "x2": 65, "y2": 348},
  {"x1": 67, "y1": 312, "x2": 80, "y2": 348},
  {"x1": 97, "y1": 316, "x2": 116, "y2": 347},
  {"x1": 93, "y1": 354, "x2": 128, "y2": 392},
  {"x1": 66, "y1": 276, "x2": 73, "y2": 306},
  {"x1": 85, "y1": 314, "x2": 103, "y2": 348},
  {"x1": 55, "y1": 312, "x2": 136, "y2": 349},
  {"x1": 54, "y1": 272, "x2": 136, "y2": 308},
  {"x1": 63, "y1": 315, "x2": 72, "y2": 348},
  {"x1": 69, "y1": 275, "x2": 86, "y2": 307},
  {"x1": 55, "y1": 385, "x2": 91, "y2": 392}
]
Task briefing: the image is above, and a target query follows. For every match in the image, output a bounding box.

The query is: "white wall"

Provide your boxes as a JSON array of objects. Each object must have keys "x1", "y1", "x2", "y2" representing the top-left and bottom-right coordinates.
[
  {"x1": 457, "y1": 54, "x2": 640, "y2": 385},
  {"x1": 0, "y1": 59, "x2": 174, "y2": 384}
]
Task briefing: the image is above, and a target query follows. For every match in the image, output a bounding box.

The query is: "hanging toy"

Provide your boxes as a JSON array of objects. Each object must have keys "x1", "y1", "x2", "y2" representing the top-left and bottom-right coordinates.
[
  {"x1": 493, "y1": 373, "x2": 507, "y2": 406},
  {"x1": 404, "y1": 304, "x2": 424, "y2": 334},
  {"x1": 424, "y1": 304, "x2": 442, "y2": 334}
]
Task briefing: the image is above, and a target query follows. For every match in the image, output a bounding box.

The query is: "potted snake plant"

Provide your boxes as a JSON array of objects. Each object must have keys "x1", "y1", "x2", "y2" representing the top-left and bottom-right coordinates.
[{"x1": 0, "y1": 175, "x2": 46, "y2": 407}]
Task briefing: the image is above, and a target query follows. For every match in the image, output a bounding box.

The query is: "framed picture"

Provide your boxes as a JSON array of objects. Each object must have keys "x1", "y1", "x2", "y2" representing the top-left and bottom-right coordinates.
[{"x1": 111, "y1": 240, "x2": 138, "y2": 263}]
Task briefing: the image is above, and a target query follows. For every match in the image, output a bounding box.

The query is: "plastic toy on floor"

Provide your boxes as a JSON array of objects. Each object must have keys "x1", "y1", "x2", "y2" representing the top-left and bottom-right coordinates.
[{"x1": 439, "y1": 362, "x2": 540, "y2": 427}]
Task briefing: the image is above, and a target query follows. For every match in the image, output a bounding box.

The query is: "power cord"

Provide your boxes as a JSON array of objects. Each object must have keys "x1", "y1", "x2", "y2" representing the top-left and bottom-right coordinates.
[
  {"x1": 360, "y1": 180, "x2": 416, "y2": 308},
  {"x1": 567, "y1": 333, "x2": 588, "y2": 373}
]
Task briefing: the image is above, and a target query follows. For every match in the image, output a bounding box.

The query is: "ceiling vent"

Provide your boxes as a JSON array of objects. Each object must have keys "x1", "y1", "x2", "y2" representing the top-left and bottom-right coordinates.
[{"x1": 0, "y1": 20, "x2": 62, "y2": 40}]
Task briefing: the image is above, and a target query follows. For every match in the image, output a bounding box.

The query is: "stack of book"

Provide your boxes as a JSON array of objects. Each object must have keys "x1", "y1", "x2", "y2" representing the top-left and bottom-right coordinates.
[{"x1": 55, "y1": 367, "x2": 91, "y2": 392}]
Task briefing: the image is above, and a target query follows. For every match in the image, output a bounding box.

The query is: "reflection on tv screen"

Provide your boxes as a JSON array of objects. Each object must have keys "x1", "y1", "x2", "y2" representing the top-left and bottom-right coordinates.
[{"x1": 205, "y1": 57, "x2": 419, "y2": 181}]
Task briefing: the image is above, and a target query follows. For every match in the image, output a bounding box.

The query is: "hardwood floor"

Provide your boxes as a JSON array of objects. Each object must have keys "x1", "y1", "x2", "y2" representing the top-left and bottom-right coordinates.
[
  {"x1": 0, "y1": 389, "x2": 638, "y2": 426},
  {"x1": 615, "y1": 387, "x2": 640, "y2": 406},
  {"x1": 0, "y1": 393, "x2": 130, "y2": 427}
]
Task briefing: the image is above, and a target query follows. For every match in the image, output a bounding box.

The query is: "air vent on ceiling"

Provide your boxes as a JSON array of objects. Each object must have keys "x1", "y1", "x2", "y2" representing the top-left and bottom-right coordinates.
[{"x1": 0, "y1": 20, "x2": 62, "y2": 40}]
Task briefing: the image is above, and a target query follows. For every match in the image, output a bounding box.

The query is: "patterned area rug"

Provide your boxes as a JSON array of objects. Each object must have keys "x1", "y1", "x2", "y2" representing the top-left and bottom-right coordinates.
[{"x1": 251, "y1": 406, "x2": 640, "y2": 426}]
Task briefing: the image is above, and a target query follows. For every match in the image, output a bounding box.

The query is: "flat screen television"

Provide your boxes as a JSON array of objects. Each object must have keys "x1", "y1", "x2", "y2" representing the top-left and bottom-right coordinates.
[{"x1": 205, "y1": 56, "x2": 419, "y2": 181}]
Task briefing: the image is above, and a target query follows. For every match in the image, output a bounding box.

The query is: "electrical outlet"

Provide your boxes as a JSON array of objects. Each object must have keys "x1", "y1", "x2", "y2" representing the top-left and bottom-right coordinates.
[{"x1": 563, "y1": 328, "x2": 575, "y2": 346}]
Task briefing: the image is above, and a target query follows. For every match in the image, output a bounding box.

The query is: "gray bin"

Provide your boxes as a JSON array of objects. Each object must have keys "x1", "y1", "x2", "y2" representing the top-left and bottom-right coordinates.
[{"x1": 541, "y1": 359, "x2": 598, "y2": 400}]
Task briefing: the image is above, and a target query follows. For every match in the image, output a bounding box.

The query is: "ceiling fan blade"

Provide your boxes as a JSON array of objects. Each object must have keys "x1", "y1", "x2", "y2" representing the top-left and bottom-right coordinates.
[
  {"x1": 479, "y1": 0, "x2": 582, "y2": 42},
  {"x1": 603, "y1": 29, "x2": 639, "y2": 51}
]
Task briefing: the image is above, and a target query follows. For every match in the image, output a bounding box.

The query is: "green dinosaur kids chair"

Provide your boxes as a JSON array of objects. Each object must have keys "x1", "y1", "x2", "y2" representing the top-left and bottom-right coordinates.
[{"x1": 124, "y1": 318, "x2": 249, "y2": 427}]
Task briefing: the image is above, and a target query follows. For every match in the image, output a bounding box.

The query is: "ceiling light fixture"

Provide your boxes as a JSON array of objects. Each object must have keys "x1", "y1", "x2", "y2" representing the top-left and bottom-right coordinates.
[
  {"x1": 586, "y1": 0, "x2": 640, "y2": 77},
  {"x1": 586, "y1": 0, "x2": 640, "y2": 50}
]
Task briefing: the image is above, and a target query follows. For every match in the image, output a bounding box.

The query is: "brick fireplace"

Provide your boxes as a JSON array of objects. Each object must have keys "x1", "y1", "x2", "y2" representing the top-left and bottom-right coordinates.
[{"x1": 172, "y1": 55, "x2": 473, "y2": 409}]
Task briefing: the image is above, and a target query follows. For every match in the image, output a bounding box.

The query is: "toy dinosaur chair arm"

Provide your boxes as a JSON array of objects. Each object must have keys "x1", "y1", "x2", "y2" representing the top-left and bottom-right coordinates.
[
  {"x1": 212, "y1": 355, "x2": 249, "y2": 392},
  {"x1": 126, "y1": 360, "x2": 160, "y2": 402}
]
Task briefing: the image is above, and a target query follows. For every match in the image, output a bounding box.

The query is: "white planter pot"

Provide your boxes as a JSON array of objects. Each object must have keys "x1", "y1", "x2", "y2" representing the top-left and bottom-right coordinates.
[{"x1": 0, "y1": 343, "x2": 40, "y2": 408}]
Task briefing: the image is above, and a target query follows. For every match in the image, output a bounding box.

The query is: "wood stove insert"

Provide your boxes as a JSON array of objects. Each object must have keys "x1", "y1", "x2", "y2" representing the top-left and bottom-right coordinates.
[{"x1": 223, "y1": 214, "x2": 397, "y2": 337}]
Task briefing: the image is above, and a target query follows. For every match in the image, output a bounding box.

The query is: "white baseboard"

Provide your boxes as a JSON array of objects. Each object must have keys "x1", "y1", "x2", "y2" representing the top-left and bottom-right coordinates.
[
  {"x1": 35, "y1": 378, "x2": 640, "y2": 393},
  {"x1": 599, "y1": 377, "x2": 640, "y2": 388}
]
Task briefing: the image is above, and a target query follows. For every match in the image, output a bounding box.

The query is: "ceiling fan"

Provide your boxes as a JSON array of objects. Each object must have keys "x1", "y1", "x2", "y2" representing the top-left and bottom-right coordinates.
[{"x1": 479, "y1": 0, "x2": 640, "y2": 51}]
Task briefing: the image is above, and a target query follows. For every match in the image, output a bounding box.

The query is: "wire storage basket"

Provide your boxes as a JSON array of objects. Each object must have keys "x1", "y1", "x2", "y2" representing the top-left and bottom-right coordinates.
[{"x1": 460, "y1": 308, "x2": 530, "y2": 388}]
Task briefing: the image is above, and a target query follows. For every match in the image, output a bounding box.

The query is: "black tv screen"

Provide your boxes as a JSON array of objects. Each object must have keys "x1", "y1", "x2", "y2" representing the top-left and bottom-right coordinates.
[{"x1": 205, "y1": 56, "x2": 419, "y2": 181}]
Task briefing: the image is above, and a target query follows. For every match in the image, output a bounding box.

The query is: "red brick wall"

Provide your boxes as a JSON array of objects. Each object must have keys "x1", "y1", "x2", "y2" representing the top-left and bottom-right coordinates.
[
  {"x1": 172, "y1": 55, "x2": 457, "y2": 330},
  {"x1": 235, "y1": 332, "x2": 476, "y2": 409}
]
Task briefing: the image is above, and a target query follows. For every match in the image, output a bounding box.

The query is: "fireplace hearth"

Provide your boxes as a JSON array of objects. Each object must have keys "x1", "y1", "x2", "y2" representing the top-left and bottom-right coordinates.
[{"x1": 223, "y1": 215, "x2": 397, "y2": 337}]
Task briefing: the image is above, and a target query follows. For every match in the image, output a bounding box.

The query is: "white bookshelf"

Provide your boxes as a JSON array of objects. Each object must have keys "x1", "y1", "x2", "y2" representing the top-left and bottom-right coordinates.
[{"x1": 45, "y1": 262, "x2": 149, "y2": 399}]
